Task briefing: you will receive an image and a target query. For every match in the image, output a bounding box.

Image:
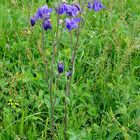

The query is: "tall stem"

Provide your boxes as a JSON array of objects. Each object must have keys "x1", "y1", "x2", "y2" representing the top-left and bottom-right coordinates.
[
  {"x1": 64, "y1": 16, "x2": 81, "y2": 140},
  {"x1": 49, "y1": 14, "x2": 60, "y2": 140},
  {"x1": 69, "y1": 31, "x2": 73, "y2": 57},
  {"x1": 64, "y1": 1, "x2": 86, "y2": 139},
  {"x1": 56, "y1": 14, "x2": 60, "y2": 56},
  {"x1": 42, "y1": 26, "x2": 45, "y2": 50},
  {"x1": 64, "y1": 80, "x2": 68, "y2": 140},
  {"x1": 27, "y1": 0, "x2": 30, "y2": 28},
  {"x1": 66, "y1": 0, "x2": 86, "y2": 97},
  {"x1": 68, "y1": 25, "x2": 81, "y2": 96},
  {"x1": 49, "y1": 44, "x2": 55, "y2": 140},
  {"x1": 57, "y1": 22, "x2": 65, "y2": 57},
  {"x1": 39, "y1": 24, "x2": 48, "y2": 83}
]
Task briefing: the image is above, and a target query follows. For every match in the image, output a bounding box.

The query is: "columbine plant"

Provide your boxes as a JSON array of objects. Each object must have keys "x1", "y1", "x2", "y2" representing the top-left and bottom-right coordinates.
[
  {"x1": 30, "y1": 5, "x2": 52, "y2": 30},
  {"x1": 30, "y1": 0, "x2": 105, "y2": 139}
]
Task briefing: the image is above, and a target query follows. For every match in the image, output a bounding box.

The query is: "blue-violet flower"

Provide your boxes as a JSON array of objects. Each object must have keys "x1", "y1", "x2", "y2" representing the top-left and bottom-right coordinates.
[
  {"x1": 37, "y1": 5, "x2": 52, "y2": 20},
  {"x1": 87, "y1": 0, "x2": 105, "y2": 12},
  {"x1": 64, "y1": 4, "x2": 80, "y2": 17},
  {"x1": 87, "y1": 2, "x2": 93, "y2": 10},
  {"x1": 58, "y1": 62, "x2": 64, "y2": 73},
  {"x1": 43, "y1": 19, "x2": 52, "y2": 31},
  {"x1": 30, "y1": 5, "x2": 52, "y2": 31},
  {"x1": 66, "y1": 18, "x2": 81, "y2": 31},
  {"x1": 55, "y1": 3, "x2": 66, "y2": 15},
  {"x1": 93, "y1": 0, "x2": 105, "y2": 12},
  {"x1": 66, "y1": 71, "x2": 72, "y2": 78},
  {"x1": 30, "y1": 14, "x2": 39, "y2": 26}
]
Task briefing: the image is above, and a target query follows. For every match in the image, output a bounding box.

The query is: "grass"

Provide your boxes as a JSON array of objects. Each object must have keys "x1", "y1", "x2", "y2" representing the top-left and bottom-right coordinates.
[{"x1": 0, "y1": 0, "x2": 140, "y2": 139}]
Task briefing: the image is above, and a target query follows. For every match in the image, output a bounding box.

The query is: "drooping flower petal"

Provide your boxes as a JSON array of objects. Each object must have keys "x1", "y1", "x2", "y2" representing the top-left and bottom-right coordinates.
[
  {"x1": 30, "y1": 14, "x2": 39, "y2": 26},
  {"x1": 66, "y1": 18, "x2": 81, "y2": 31},
  {"x1": 66, "y1": 71, "x2": 72, "y2": 78},
  {"x1": 37, "y1": 5, "x2": 52, "y2": 19},
  {"x1": 55, "y1": 3, "x2": 66, "y2": 15},
  {"x1": 58, "y1": 62, "x2": 64, "y2": 73},
  {"x1": 87, "y1": 2, "x2": 93, "y2": 10},
  {"x1": 72, "y1": 2, "x2": 81, "y2": 12},
  {"x1": 30, "y1": 17, "x2": 36, "y2": 26},
  {"x1": 93, "y1": 0, "x2": 105, "y2": 12},
  {"x1": 66, "y1": 5, "x2": 80, "y2": 17},
  {"x1": 30, "y1": 4, "x2": 53, "y2": 30},
  {"x1": 55, "y1": 3, "x2": 81, "y2": 17},
  {"x1": 43, "y1": 19, "x2": 52, "y2": 31},
  {"x1": 87, "y1": 0, "x2": 105, "y2": 12}
]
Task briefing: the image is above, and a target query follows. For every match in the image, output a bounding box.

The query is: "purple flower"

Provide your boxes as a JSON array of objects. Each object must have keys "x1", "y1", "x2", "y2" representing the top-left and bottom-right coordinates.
[
  {"x1": 58, "y1": 62, "x2": 64, "y2": 73},
  {"x1": 87, "y1": 0, "x2": 105, "y2": 12},
  {"x1": 30, "y1": 5, "x2": 53, "y2": 31},
  {"x1": 93, "y1": 0, "x2": 105, "y2": 12},
  {"x1": 37, "y1": 5, "x2": 52, "y2": 20},
  {"x1": 30, "y1": 14, "x2": 39, "y2": 26},
  {"x1": 66, "y1": 71, "x2": 72, "y2": 78},
  {"x1": 55, "y1": 3, "x2": 81, "y2": 17},
  {"x1": 65, "y1": 4, "x2": 80, "y2": 17},
  {"x1": 42, "y1": 19, "x2": 52, "y2": 31},
  {"x1": 87, "y1": 2, "x2": 93, "y2": 10},
  {"x1": 66, "y1": 18, "x2": 81, "y2": 31},
  {"x1": 55, "y1": 3, "x2": 66, "y2": 15},
  {"x1": 72, "y1": 2, "x2": 81, "y2": 12},
  {"x1": 30, "y1": 16, "x2": 36, "y2": 26}
]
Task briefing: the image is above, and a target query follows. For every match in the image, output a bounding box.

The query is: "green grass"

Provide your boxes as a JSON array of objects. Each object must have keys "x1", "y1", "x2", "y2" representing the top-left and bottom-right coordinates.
[{"x1": 0, "y1": 0, "x2": 140, "y2": 139}]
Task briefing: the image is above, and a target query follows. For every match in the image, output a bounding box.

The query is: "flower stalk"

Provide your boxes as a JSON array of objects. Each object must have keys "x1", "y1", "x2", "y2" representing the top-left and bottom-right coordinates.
[
  {"x1": 49, "y1": 13, "x2": 60, "y2": 139},
  {"x1": 27, "y1": 0, "x2": 31, "y2": 28},
  {"x1": 49, "y1": 42, "x2": 55, "y2": 139},
  {"x1": 64, "y1": 81, "x2": 68, "y2": 140},
  {"x1": 41, "y1": 25, "x2": 45, "y2": 50}
]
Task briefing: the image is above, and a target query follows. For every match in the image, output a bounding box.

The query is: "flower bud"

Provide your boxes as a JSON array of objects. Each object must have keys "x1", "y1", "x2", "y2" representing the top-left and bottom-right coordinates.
[
  {"x1": 66, "y1": 71, "x2": 72, "y2": 79},
  {"x1": 43, "y1": 19, "x2": 52, "y2": 31},
  {"x1": 58, "y1": 62, "x2": 64, "y2": 73},
  {"x1": 30, "y1": 16, "x2": 36, "y2": 26}
]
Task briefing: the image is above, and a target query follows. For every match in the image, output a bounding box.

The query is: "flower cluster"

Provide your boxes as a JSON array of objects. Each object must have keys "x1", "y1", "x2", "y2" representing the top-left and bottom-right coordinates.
[
  {"x1": 30, "y1": 1, "x2": 106, "y2": 78},
  {"x1": 30, "y1": 5, "x2": 52, "y2": 31},
  {"x1": 30, "y1": 1, "x2": 105, "y2": 31},
  {"x1": 55, "y1": 2, "x2": 81, "y2": 31},
  {"x1": 66, "y1": 18, "x2": 81, "y2": 31},
  {"x1": 87, "y1": 0, "x2": 105, "y2": 12},
  {"x1": 56, "y1": 2, "x2": 81, "y2": 17}
]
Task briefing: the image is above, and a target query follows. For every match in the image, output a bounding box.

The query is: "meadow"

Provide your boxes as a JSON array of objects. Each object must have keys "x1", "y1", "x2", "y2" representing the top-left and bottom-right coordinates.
[{"x1": 0, "y1": 0, "x2": 140, "y2": 140}]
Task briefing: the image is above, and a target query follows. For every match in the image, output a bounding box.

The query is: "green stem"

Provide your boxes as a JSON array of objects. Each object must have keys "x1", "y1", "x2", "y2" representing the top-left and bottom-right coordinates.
[
  {"x1": 27, "y1": 0, "x2": 30, "y2": 28},
  {"x1": 66, "y1": 0, "x2": 86, "y2": 96},
  {"x1": 49, "y1": 14, "x2": 60, "y2": 140},
  {"x1": 64, "y1": 14, "x2": 81, "y2": 140},
  {"x1": 57, "y1": 22, "x2": 65, "y2": 58},
  {"x1": 49, "y1": 43, "x2": 55, "y2": 140},
  {"x1": 69, "y1": 31, "x2": 73, "y2": 57},
  {"x1": 42, "y1": 26, "x2": 45, "y2": 50},
  {"x1": 64, "y1": 1, "x2": 86, "y2": 139},
  {"x1": 56, "y1": 14, "x2": 60, "y2": 55},
  {"x1": 68, "y1": 25, "x2": 80, "y2": 96},
  {"x1": 64, "y1": 81, "x2": 68, "y2": 140}
]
